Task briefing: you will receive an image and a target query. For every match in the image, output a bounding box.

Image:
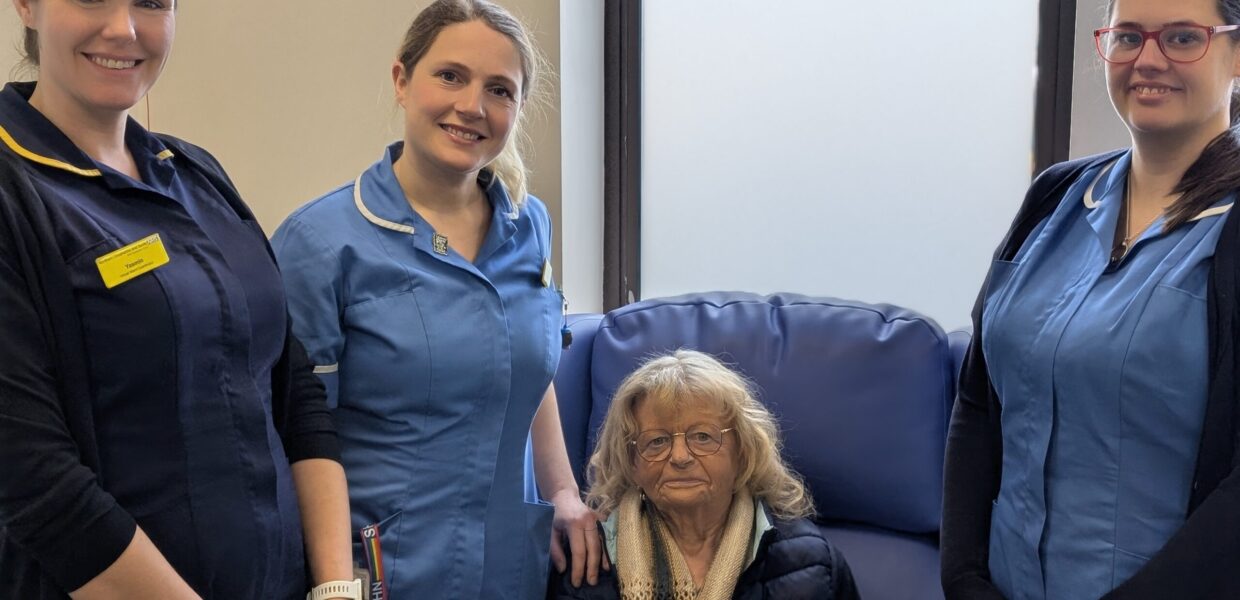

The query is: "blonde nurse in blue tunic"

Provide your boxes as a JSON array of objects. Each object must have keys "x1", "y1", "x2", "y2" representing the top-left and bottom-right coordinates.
[{"x1": 272, "y1": 1, "x2": 604, "y2": 598}]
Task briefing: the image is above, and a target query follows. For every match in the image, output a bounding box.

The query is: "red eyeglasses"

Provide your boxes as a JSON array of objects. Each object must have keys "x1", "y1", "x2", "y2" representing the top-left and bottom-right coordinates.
[{"x1": 1094, "y1": 24, "x2": 1240, "y2": 64}]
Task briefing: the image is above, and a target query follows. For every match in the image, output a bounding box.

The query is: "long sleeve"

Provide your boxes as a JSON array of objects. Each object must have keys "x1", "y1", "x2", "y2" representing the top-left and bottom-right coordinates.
[
  {"x1": 939, "y1": 334, "x2": 1005, "y2": 599},
  {"x1": 274, "y1": 330, "x2": 342, "y2": 463},
  {"x1": 0, "y1": 160, "x2": 136, "y2": 592}
]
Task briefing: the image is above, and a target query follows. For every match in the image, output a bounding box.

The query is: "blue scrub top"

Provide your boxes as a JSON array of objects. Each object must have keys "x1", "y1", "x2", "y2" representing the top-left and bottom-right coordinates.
[
  {"x1": 0, "y1": 83, "x2": 304, "y2": 598},
  {"x1": 982, "y1": 151, "x2": 1231, "y2": 599},
  {"x1": 272, "y1": 142, "x2": 562, "y2": 599}
]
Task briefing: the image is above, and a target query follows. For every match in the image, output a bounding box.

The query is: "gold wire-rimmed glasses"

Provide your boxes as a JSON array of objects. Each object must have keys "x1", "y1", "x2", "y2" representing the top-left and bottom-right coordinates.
[{"x1": 628, "y1": 425, "x2": 735, "y2": 462}]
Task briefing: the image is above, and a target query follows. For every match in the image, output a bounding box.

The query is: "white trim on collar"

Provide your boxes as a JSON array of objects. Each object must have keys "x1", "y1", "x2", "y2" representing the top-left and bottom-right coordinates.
[
  {"x1": 1082, "y1": 158, "x2": 1234, "y2": 222},
  {"x1": 1086, "y1": 155, "x2": 1230, "y2": 221},
  {"x1": 353, "y1": 174, "x2": 415, "y2": 235},
  {"x1": 1190, "y1": 203, "x2": 1234, "y2": 222},
  {"x1": 1082, "y1": 158, "x2": 1120, "y2": 210}
]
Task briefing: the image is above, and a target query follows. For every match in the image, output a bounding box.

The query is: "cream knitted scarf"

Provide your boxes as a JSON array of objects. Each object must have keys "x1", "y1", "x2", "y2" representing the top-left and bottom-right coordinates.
[{"x1": 614, "y1": 489, "x2": 754, "y2": 600}]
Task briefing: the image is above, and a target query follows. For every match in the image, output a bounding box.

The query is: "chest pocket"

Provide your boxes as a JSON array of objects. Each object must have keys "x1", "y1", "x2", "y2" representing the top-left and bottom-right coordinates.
[
  {"x1": 980, "y1": 258, "x2": 1025, "y2": 406},
  {"x1": 1113, "y1": 283, "x2": 1208, "y2": 560},
  {"x1": 338, "y1": 291, "x2": 435, "y2": 423},
  {"x1": 67, "y1": 236, "x2": 179, "y2": 401},
  {"x1": 65, "y1": 234, "x2": 186, "y2": 504}
]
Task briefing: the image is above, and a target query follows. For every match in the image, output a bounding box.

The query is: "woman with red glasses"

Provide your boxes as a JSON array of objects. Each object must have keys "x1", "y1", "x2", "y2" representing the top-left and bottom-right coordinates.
[{"x1": 943, "y1": 0, "x2": 1240, "y2": 598}]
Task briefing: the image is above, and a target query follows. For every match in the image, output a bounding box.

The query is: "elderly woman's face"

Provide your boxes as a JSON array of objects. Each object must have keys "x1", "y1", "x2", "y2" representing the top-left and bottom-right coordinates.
[{"x1": 630, "y1": 396, "x2": 739, "y2": 516}]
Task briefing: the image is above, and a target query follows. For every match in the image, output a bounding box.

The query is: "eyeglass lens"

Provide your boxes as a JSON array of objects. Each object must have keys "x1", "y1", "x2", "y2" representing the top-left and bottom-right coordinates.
[
  {"x1": 1098, "y1": 27, "x2": 1213, "y2": 63},
  {"x1": 635, "y1": 426, "x2": 725, "y2": 461}
]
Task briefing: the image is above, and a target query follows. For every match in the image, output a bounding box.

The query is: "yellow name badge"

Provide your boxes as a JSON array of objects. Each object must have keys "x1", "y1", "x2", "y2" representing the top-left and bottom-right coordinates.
[{"x1": 95, "y1": 233, "x2": 170, "y2": 289}]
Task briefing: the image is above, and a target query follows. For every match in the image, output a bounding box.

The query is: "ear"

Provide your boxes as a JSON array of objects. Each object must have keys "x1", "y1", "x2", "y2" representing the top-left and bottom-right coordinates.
[
  {"x1": 392, "y1": 61, "x2": 409, "y2": 107},
  {"x1": 11, "y1": 0, "x2": 36, "y2": 28}
]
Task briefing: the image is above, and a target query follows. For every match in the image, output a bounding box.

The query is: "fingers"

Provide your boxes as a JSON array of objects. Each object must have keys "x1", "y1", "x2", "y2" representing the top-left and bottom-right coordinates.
[
  {"x1": 550, "y1": 531, "x2": 567, "y2": 574},
  {"x1": 584, "y1": 521, "x2": 602, "y2": 585},
  {"x1": 568, "y1": 524, "x2": 587, "y2": 587}
]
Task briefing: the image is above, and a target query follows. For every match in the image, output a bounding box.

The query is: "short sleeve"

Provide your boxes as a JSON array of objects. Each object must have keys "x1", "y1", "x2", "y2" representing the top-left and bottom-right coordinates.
[{"x1": 271, "y1": 216, "x2": 346, "y2": 408}]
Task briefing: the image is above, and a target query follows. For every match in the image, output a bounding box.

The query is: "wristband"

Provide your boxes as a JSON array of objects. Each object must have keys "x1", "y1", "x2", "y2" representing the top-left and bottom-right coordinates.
[{"x1": 306, "y1": 579, "x2": 363, "y2": 600}]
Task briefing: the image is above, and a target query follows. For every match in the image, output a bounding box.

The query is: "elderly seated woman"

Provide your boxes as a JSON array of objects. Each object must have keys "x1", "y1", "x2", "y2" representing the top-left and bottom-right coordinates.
[{"x1": 550, "y1": 350, "x2": 860, "y2": 600}]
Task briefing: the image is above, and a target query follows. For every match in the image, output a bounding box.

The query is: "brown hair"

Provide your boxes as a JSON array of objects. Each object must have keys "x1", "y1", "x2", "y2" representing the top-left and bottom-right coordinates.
[
  {"x1": 396, "y1": 0, "x2": 548, "y2": 207},
  {"x1": 1106, "y1": 0, "x2": 1240, "y2": 228},
  {"x1": 22, "y1": 26, "x2": 38, "y2": 67}
]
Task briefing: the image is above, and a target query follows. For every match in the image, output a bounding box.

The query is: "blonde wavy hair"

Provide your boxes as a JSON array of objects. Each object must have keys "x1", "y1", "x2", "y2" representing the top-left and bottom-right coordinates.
[
  {"x1": 586, "y1": 350, "x2": 815, "y2": 521},
  {"x1": 395, "y1": 0, "x2": 550, "y2": 207}
]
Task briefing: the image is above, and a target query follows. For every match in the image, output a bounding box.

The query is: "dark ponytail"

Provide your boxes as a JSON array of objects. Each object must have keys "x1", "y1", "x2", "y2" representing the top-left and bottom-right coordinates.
[
  {"x1": 1165, "y1": 1, "x2": 1240, "y2": 229},
  {"x1": 1166, "y1": 86, "x2": 1240, "y2": 228}
]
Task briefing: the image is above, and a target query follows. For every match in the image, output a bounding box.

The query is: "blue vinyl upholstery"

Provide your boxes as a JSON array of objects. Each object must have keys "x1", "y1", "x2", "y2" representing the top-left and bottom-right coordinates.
[
  {"x1": 554, "y1": 314, "x2": 605, "y2": 489},
  {"x1": 536, "y1": 292, "x2": 965, "y2": 599}
]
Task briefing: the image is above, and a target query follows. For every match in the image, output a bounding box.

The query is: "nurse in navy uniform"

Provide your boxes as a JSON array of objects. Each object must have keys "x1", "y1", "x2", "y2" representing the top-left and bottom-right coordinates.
[{"x1": 0, "y1": 1, "x2": 354, "y2": 598}]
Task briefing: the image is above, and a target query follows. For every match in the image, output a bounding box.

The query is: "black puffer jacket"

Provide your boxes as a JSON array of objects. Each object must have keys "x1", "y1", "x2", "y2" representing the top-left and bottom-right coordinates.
[{"x1": 548, "y1": 516, "x2": 861, "y2": 600}]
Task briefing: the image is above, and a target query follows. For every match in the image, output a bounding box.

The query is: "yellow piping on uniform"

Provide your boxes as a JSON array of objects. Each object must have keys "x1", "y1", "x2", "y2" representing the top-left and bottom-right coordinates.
[
  {"x1": 0, "y1": 123, "x2": 102, "y2": 177},
  {"x1": 155, "y1": 149, "x2": 175, "y2": 161}
]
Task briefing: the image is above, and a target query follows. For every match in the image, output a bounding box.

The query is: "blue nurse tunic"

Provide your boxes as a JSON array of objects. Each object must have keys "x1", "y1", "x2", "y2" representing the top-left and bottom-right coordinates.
[
  {"x1": 272, "y1": 142, "x2": 562, "y2": 599},
  {"x1": 981, "y1": 151, "x2": 1232, "y2": 599}
]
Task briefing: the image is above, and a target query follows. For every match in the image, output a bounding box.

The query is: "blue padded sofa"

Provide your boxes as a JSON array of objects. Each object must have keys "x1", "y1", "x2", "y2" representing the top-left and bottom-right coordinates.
[{"x1": 537, "y1": 292, "x2": 970, "y2": 600}]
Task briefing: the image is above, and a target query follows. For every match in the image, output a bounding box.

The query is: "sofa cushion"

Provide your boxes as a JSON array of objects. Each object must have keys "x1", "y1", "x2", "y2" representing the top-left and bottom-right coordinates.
[
  {"x1": 587, "y1": 292, "x2": 953, "y2": 534},
  {"x1": 819, "y1": 522, "x2": 943, "y2": 600}
]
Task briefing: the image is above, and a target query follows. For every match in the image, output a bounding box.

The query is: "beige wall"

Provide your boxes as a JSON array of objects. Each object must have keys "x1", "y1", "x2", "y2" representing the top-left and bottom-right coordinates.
[
  {"x1": 2, "y1": 1, "x2": 563, "y2": 271},
  {"x1": 2, "y1": 8, "x2": 20, "y2": 76}
]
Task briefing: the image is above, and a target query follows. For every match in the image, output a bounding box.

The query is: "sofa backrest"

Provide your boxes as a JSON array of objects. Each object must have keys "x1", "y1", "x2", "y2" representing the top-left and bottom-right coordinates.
[
  {"x1": 556, "y1": 314, "x2": 605, "y2": 490},
  {"x1": 579, "y1": 292, "x2": 955, "y2": 535}
]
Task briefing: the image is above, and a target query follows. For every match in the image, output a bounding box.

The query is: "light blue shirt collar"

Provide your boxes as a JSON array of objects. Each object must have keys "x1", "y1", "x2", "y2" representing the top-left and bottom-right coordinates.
[
  {"x1": 1082, "y1": 150, "x2": 1234, "y2": 252},
  {"x1": 354, "y1": 141, "x2": 520, "y2": 235}
]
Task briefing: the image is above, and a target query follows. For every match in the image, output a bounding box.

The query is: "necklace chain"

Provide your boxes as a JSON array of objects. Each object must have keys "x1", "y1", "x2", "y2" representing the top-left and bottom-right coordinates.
[{"x1": 1123, "y1": 177, "x2": 1162, "y2": 246}]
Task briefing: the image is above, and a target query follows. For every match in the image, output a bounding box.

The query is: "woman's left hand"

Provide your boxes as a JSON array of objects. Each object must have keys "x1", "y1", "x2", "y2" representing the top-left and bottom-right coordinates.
[{"x1": 549, "y1": 489, "x2": 610, "y2": 587}]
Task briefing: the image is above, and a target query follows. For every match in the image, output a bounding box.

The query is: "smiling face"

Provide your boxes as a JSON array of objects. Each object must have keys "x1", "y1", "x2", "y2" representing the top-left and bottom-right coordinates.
[
  {"x1": 1106, "y1": 0, "x2": 1240, "y2": 143},
  {"x1": 393, "y1": 19, "x2": 524, "y2": 180},
  {"x1": 14, "y1": 0, "x2": 175, "y2": 121},
  {"x1": 630, "y1": 394, "x2": 739, "y2": 519}
]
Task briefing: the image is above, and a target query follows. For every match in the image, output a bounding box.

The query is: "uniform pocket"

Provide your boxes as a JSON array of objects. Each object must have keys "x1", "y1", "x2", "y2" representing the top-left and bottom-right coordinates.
[
  {"x1": 522, "y1": 499, "x2": 556, "y2": 599},
  {"x1": 352, "y1": 510, "x2": 404, "y2": 596},
  {"x1": 1112, "y1": 547, "x2": 1151, "y2": 588},
  {"x1": 340, "y1": 292, "x2": 432, "y2": 420},
  {"x1": 980, "y1": 259, "x2": 1025, "y2": 401},
  {"x1": 983, "y1": 259, "x2": 1022, "y2": 305},
  {"x1": 1113, "y1": 285, "x2": 1207, "y2": 562}
]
